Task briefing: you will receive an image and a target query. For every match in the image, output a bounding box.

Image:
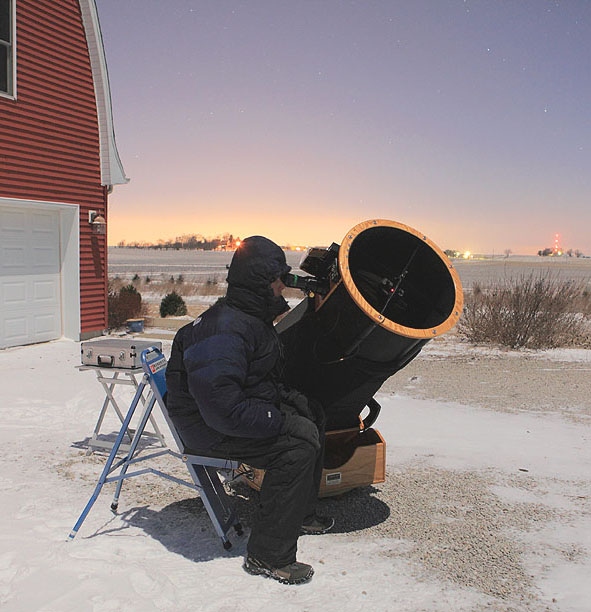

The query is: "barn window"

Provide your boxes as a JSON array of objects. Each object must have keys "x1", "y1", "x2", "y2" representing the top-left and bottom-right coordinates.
[{"x1": 0, "y1": 0, "x2": 15, "y2": 96}]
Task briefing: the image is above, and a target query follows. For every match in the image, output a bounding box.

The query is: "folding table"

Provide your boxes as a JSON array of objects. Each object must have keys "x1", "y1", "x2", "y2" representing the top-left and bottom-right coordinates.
[{"x1": 78, "y1": 364, "x2": 166, "y2": 453}]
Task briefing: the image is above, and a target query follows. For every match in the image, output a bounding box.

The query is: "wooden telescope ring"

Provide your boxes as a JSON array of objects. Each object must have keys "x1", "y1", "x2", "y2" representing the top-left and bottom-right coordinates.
[{"x1": 338, "y1": 219, "x2": 464, "y2": 339}]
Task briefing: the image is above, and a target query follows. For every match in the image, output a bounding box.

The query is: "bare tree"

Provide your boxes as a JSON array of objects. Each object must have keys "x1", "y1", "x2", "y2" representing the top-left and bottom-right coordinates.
[{"x1": 503, "y1": 248, "x2": 512, "y2": 259}]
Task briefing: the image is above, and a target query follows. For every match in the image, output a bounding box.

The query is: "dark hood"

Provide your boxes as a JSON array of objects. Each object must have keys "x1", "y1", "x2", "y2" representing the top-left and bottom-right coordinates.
[{"x1": 226, "y1": 236, "x2": 291, "y2": 323}]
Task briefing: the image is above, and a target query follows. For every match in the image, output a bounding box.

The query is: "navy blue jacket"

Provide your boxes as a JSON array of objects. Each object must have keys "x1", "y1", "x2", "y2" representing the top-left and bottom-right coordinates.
[{"x1": 165, "y1": 236, "x2": 291, "y2": 450}]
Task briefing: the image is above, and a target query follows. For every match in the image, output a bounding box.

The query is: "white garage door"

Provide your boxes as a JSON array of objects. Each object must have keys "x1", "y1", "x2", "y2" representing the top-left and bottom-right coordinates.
[{"x1": 0, "y1": 205, "x2": 63, "y2": 348}]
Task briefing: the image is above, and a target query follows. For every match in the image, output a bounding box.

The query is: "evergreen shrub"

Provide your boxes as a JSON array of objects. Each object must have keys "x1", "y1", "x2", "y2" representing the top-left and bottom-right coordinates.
[{"x1": 160, "y1": 291, "x2": 187, "y2": 317}]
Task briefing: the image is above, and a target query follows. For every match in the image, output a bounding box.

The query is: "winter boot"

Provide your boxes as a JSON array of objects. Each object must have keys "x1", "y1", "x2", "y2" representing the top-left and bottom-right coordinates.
[
  {"x1": 243, "y1": 556, "x2": 314, "y2": 585},
  {"x1": 300, "y1": 514, "x2": 335, "y2": 535}
]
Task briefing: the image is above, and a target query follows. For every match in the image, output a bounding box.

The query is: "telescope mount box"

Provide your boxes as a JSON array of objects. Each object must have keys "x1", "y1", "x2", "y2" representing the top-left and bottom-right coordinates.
[
  {"x1": 239, "y1": 427, "x2": 385, "y2": 498},
  {"x1": 81, "y1": 339, "x2": 163, "y2": 369}
]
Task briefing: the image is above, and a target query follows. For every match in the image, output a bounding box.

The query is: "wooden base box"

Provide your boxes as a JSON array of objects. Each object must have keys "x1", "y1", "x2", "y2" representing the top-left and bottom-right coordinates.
[{"x1": 239, "y1": 427, "x2": 385, "y2": 498}]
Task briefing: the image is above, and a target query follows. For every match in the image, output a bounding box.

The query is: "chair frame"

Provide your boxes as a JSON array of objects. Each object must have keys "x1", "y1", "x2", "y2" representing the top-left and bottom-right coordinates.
[{"x1": 68, "y1": 346, "x2": 243, "y2": 549}]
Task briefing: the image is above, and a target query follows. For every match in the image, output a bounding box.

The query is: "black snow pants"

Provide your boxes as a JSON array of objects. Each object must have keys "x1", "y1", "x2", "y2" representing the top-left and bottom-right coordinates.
[{"x1": 208, "y1": 419, "x2": 325, "y2": 567}]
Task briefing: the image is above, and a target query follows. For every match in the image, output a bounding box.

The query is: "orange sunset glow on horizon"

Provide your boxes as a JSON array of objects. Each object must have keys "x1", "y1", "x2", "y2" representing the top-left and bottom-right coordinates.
[
  {"x1": 100, "y1": 2, "x2": 591, "y2": 257},
  {"x1": 106, "y1": 201, "x2": 576, "y2": 257}
]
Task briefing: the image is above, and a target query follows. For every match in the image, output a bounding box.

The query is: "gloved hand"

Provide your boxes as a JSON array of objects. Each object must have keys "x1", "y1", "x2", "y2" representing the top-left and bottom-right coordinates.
[
  {"x1": 281, "y1": 413, "x2": 320, "y2": 451},
  {"x1": 308, "y1": 397, "x2": 326, "y2": 429},
  {"x1": 280, "y1": 386, "x2": 316, "y2": 422}
]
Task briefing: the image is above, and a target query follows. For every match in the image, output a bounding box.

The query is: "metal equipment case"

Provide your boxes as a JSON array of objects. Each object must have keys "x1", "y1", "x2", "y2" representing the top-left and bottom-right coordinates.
[{"x1": 81, "y1": 339, "x2": 163, "y2": 369}]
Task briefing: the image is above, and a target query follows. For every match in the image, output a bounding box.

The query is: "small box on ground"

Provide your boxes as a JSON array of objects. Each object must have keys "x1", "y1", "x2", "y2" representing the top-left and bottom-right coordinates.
[
  {"x1": 81, "y1": 339, "x2": 162, "y2": 369},
  {"x1": 126, "y1": 318, "x2": 145, "y2": 333},
  {"x1": 319, "y1": 427, "x2": 385, "y2": 496},
  {"x1": 239, "y1": 427, "x2": 385, "y2": 498}
]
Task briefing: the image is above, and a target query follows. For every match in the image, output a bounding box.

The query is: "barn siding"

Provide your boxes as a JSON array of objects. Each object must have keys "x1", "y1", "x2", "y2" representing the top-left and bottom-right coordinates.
[{"x1": 0, "y1": 0, "x2": 108, "y2": 334}]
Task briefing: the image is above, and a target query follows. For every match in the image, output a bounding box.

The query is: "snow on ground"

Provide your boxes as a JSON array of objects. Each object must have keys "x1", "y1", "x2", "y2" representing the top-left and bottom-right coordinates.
[
  {"x1": 141, "y1": 293, "x2": 223, "y2": 305},
  {"x1": 141, "y1": 292, "x2": 304, "y2": 310},
  {"x1": 1, "y1": 338, "x2": 590, "y2": 611},
  {"x1": 419, "y1": 335, "x2": 591, "y2": 364}
]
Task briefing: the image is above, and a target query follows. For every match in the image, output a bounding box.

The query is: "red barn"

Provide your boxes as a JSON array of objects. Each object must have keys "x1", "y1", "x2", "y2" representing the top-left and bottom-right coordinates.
[{"x1": 0, "y1": 0, "x2": 127, "y2": 349}]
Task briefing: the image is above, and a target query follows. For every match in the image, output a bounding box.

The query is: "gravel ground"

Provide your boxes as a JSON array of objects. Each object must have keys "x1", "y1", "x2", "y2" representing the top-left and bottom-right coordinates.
[
  {"x1": 58, "y1": 451, "x2": 588, "y2": 611},
  {"x1": 381, "y1": 333, "x2": 591, "y2": 423},
  {"x1": 57, "y1": 336, "x2": 591, "y2": 611}
]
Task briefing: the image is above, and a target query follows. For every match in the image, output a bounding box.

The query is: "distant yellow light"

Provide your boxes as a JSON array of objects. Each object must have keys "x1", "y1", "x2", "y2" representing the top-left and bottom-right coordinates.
[
  {"x1": 295, "y1": 247, "x2": 301, "y2": 251},
  {"x1": 235, "y1": 240, "x2": 241, "y2": 247},
  {"x1": 463, "y1": 251, "x2": 471, "y2": 259}
]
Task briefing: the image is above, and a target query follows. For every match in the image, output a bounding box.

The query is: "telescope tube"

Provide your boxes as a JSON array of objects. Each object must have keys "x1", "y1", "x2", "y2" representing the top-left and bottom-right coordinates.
[{"x1": 278, "y1": 219, "x2": 463, "y2": 430}]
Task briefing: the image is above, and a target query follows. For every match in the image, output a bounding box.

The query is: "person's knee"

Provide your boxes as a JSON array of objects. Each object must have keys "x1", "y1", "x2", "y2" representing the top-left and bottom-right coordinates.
[{"x1": 283, "y1": 438, "x2": 317, "y2": 469}]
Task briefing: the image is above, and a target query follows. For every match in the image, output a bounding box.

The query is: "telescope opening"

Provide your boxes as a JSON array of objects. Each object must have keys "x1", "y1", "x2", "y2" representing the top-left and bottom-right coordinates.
[{"x1": 347, "y1": 226, "x2": 456, "y2": 330}]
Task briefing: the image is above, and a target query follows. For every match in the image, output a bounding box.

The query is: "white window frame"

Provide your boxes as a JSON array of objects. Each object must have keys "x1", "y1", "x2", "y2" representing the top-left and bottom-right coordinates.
[{"x1": 0, "y1": 0, "x2": 16, "y2": 99}]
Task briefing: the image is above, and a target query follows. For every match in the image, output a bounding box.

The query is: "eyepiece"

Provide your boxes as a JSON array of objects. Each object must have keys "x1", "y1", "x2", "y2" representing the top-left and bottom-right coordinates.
[{"x1": 282, "y1": 273, "x2": 329, "y2": 296}]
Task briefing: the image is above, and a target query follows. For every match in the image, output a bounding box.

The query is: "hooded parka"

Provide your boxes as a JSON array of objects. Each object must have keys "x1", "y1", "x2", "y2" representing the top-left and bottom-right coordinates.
[
  {"x1": 165, "y1": 236, "x2": 292, "y2": 451},
  {"x1": 165, "y1": 236, "x2": 325, "y2": 568}
]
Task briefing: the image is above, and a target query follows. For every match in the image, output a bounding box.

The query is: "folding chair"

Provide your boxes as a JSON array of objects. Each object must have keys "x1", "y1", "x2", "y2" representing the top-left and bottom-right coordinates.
[{"x1": 68, "y1": 346, "x2": 243, "y2": 549}]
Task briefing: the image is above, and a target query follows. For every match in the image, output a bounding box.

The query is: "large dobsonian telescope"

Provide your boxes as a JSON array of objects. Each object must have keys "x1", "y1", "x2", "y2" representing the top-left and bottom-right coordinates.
[{"x1": 275, "y1": 219, "x2": 464, "y2": 495}]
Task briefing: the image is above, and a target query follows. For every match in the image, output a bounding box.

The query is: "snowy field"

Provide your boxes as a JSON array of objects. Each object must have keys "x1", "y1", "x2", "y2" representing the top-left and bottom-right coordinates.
[
  {"x1": 108, "y1": 249, "x2": 307, "y2": 283},
  {"x1": 1, "y1": 337, "x2": 590, "y2": 611},
  {"x1": 108, "y1": 247, "x2": 591, "y2": 290}
]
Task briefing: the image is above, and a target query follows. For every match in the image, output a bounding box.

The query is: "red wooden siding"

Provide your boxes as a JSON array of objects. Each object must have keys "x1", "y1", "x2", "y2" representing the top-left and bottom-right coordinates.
[{"x1": 0, "y1": 0, "x2": 108, "y2": 334}]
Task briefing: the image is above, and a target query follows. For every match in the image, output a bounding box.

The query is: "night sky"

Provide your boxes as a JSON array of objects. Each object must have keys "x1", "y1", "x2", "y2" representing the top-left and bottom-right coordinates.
[{"x1": 97, "y1": 0, "x2": 591, "y2": 255}]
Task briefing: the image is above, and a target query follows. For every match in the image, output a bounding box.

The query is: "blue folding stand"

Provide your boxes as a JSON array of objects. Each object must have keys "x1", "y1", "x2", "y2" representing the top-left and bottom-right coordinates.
[{"x1": 68, "y1": 347, "x2": 243, "y2": 549}]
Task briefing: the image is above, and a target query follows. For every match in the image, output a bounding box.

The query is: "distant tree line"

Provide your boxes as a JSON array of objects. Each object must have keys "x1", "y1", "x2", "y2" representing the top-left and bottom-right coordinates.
[
  {"x1": 116, "y1": 233, "x2": 240, "y2": 250},
  {"x1": 444, "y1": 247, "x2": 586, "y2": 258},
  {"x1": 537, "y1": 248, "x2": 585, "y2": 257}
]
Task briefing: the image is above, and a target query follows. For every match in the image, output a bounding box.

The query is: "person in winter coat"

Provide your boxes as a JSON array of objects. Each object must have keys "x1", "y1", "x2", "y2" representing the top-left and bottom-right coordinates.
[{"x1": 165, "y1": 236, "x2": 333, "y2": 585}]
